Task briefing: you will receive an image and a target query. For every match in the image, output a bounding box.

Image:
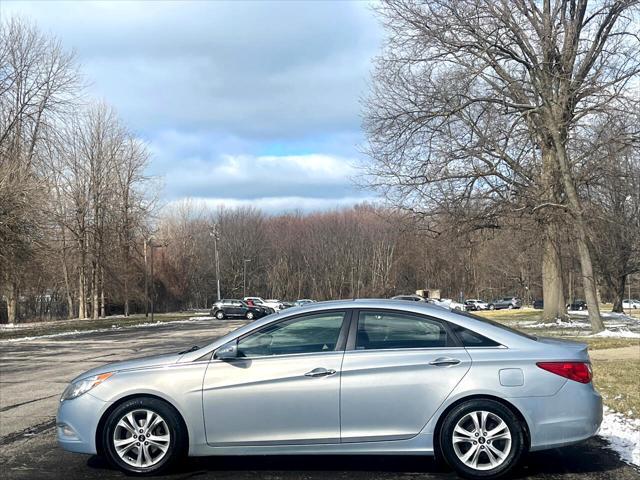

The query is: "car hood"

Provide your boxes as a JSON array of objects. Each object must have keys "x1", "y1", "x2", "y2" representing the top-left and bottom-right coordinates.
[{"x1": 71, "y1": 353, "x2": 181, "y2": 382}]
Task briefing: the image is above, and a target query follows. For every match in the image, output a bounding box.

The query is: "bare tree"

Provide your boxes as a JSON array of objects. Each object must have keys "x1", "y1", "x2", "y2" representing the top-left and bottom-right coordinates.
[
  {"x1": 363, "y1": 0, "x2": 640, "y2": 331},
  {"x1": 0, "y1": 17, "x2": 79, "y2": 322}
]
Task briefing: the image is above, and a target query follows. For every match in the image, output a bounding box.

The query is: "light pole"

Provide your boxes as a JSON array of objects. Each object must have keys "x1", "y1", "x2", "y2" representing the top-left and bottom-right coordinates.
[
  {"x1": 148, "y1": 240, "x2": 166, "y2": 324},
  {"x1": 243, "y1": 259, "x2": 251, "y2": 298},
  {"x1": 210, "y1": 224, "x2": 221, "y2": 301}
]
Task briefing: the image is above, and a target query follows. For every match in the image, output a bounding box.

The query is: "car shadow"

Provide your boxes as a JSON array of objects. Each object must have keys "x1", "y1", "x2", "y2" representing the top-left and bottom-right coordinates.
[{"x1": 86, "y1": 438, "x2": 631, "y2": 479}]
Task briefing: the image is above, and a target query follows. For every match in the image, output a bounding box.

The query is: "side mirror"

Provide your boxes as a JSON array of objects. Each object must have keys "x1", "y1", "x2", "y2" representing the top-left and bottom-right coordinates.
[{"x1": 215, "y1": 340, "x2": 238, "y2": 360}]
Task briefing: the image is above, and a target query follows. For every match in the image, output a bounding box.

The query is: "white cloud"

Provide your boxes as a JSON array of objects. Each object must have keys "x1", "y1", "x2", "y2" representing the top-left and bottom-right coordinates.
[{"x1": 2, "y1": 0, "x2": 382, "y2": 211}]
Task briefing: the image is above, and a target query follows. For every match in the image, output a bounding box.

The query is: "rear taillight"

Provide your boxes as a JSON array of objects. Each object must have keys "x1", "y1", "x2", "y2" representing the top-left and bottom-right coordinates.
[{"x1": 537, "y1": 362, "x2": 592, "y2": 384}]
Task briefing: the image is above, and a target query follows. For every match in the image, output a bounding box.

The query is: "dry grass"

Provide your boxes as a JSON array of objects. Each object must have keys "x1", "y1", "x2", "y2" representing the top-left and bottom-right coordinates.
[{"x1": 592, "y1": 359, "x2": 640, "y2": 419}]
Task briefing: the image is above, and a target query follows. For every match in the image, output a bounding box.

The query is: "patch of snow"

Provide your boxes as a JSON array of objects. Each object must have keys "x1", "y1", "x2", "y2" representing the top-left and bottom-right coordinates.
[
  {"x1": 589, "y1": 328, "x2": 640, "y2": 339},
  {"x1": 526, "y1": 319, "x2": 590, "y2": 329},
  {"x1": 570, "y1": 310, "x2": 636, "y2": 321},
  {"x1": 1, "y1": 317, "x2": 213, "y2": 343},
  {"x1": 599, "y1": 406, "x2": 640, "y2": 466}
]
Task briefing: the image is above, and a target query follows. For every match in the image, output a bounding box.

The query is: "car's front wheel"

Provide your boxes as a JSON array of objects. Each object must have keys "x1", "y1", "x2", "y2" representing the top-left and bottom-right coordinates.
[
  {"x1": 215, "y1": 310, "x2": 225, "y2": 320},
  {"x1": 102, "y1": 397, "x2": 186, "y2": 475},
  {"x1": 246, "y1": 311, "x2": 255, "y2": 320},
  {"x1": 439, "y1": 399, "x2": 525, "y2": 479}
]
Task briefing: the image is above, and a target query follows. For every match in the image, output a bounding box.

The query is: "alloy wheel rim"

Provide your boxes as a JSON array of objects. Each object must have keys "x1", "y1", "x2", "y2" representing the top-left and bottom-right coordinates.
[
  {"x1": 452, "y1": 410, "x2": 512, "y2": 471},
  {"x1": 113, "y1": 409, "x2": 171, "y2": 468}
]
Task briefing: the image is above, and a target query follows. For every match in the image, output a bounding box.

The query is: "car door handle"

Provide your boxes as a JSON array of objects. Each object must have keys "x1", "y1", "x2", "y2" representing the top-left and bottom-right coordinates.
[
  {"x1": 304, "y1": 368, "x2": 336, "y2": 377},
  {"x1": 429, "y1": 357, "x2": 461, "y2": 367}
]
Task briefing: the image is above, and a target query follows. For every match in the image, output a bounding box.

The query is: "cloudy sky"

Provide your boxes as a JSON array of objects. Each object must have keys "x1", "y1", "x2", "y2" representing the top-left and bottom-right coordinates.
[{"x1": 1, "y1": 0, "x2": 383, "y2": 212}]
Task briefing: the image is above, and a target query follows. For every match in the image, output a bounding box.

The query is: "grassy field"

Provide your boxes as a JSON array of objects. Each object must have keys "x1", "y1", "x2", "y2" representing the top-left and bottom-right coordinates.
[
  {"x1": 0, "y1": 312, "x2": 198, "y2": 341},
  {"x1": 592, "y1": 359, "x2": 640, "y2": 419}
]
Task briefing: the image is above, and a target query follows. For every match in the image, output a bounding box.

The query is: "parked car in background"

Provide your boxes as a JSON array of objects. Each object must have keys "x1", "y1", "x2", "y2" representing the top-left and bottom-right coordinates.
[
  {"x1": 294, "y1": 299, "x2": 316, "y2": 307},
  {"x1": 211, "y1": 299, "x2": 272, "y2": 320},
  {"x1": 622, "y1": 299, "x2": 640, "y2": 309},
  {"x1": 464, "y1": 299, "x2": 489, "y2": 311},
  {"x1": 58, "y1": 299, "x2": 603, "y2": 479},
  {"x1": 533, "y1": 299, "x2": 544, "y2": 310},
  {"x1": 488, "y1": 297, "x2": 522, "y2": 310},
  {"x1": 435, "y1": 298, "x2": 466, "y2": 311},
  {"x1": 567, "y1": 300, "x2": 588, "y2": 311},
  {"x1": 243, "y1": 297, "x2": 284, "y2": 311},
  {"x1": 392, "y1": 295, "x2": 466, "y2": 311},
  {"x1": 391, "y1": 294, "x2": 429, "y2": 302}
]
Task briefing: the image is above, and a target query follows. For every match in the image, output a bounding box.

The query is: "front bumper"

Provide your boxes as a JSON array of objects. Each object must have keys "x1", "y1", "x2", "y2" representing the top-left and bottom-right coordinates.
[{"x1": 56, "y1": 392, "x2": 111, "y2": 454}]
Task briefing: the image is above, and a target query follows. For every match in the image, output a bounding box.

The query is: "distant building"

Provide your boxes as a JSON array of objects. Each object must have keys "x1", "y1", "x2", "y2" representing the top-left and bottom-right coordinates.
[{"x1": 415, "y1": 289, "x2": 441, "y2": 300}]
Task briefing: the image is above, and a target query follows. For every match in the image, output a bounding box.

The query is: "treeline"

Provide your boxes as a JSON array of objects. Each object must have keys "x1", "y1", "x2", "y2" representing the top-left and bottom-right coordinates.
[
  {"x1": 152, "y1": 202, "x2": 545, "y2": 311},
  {"x1": 0, "y1": 18, "x2": 153, "y2": 322}
]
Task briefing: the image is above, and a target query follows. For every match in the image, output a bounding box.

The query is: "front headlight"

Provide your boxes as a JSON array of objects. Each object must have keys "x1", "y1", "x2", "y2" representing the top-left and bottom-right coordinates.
[{"x1": 60, "y1": 372, "x2": 114, "y2": 401}]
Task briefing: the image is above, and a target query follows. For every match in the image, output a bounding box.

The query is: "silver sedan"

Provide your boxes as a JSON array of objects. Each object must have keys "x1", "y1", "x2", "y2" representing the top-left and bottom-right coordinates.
[{"x1": 57, "y1": 299, "x2": 602, "y2": 479}]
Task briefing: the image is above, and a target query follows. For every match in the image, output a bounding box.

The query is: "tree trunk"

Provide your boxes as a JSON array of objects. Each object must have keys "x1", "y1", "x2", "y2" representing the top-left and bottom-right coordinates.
[
  {"x1": 78, "y1": 232, "x2": 87, "y2": 319},
  {"x1": 92, "y1": 260, "x2": 99, "y2": 320},
  {"x1": 542, "y1": 222, "x2": 567, "y2": 322},
  {"x1": 611, "y1": 275, "x2": 626, "y2": 313},
  {"x1": 552, "y1": 138, "x2": 605, "y2": 332},
  {"x1": 78, "y1": 266, "x2": 86, "y2": 319},
  {"x1": 7, "y1": 281, "x2": 18, "y2": 324},
  {"x1": 60, "y1": 230, "x2": 74, "y2": 319},
  {"x1": 540, "y1": 146, "x2": 567, "y2": 322},
  {"x1": 100, "y1": 266, "x2": 106, "y2": 318}
]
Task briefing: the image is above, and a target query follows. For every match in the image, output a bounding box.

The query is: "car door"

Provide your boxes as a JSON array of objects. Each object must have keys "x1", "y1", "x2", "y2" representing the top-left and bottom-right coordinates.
[
  {"x1": 219, "y1": 300, "x2": 234, "y2": 316},
  {"x1": 202, "y1": 310, "x2": 350, "y2": 446},
  {"x1": 340, "y1": 309, "x2": 471, "y2": 442},
  {"x1": 232, "y1": 300, "x2": 248, "y2": 316}
]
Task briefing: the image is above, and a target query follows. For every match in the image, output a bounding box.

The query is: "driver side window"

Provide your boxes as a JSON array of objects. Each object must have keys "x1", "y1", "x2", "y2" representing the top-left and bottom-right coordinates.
[{"x1": 237, "y1": 311, "x2": 345, "y2": 358}]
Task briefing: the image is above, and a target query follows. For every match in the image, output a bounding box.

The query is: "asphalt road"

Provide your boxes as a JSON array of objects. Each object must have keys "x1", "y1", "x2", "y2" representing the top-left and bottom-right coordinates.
[{"x1": 0, "y1": 318, "x2": 638, "y2": 480}]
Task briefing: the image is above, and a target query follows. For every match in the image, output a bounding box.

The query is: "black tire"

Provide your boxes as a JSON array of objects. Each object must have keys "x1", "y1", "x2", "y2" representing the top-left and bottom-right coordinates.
[
  {"x1": 246, "y1": 311, "x2": 255, "y2": 320},
  {"x1": 215, "y1": 310, "x2": 225, "y2": 320},
  {"x1": 489, "y1": 305, "x2": 495, "y2": 310},
  {"x1": 508, "y1": 305, "x2": 514, "y2": 310},
  {"x1": 439, "y1": 399, "x2": 525, "y2": 480},
  {"x1": 102, "y1": 397, "x2": 187, "y2": 475}
]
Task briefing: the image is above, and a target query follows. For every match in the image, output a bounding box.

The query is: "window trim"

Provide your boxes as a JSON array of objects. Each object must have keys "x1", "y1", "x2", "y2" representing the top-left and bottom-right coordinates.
[
  {"x1": 228, "y1": 309, "x2": 353, "y2": 359},
  {"x1": 345, "y1": 308, "x2": 463, "y2": 352}
]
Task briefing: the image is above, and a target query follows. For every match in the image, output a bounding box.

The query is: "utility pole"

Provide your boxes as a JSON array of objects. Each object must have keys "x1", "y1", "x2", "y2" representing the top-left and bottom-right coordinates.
[
  {"x1": 243, "y1": 259, "x2": 251, "y2": 297},
  {"x1": 144, "y1": 238, "x2": 149, "y2": 318},
  {"x1": 150, "y1": 241, "x2": 155, "y2": 323},
  {"x1": 210, "y1": 224, "x2": 221, "y2": 301},
  {"x1": 148, "y1": 240, "x2": 167, "y2": 323}
]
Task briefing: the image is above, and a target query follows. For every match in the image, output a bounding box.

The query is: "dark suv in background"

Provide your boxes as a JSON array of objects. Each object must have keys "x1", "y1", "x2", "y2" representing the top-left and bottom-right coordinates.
[
  {"x1": 488, "y1": 297, "x2": 522, "y2": 310},
  {"x1": 210, "y1": 299, "x2": 273, "y2": 320}
]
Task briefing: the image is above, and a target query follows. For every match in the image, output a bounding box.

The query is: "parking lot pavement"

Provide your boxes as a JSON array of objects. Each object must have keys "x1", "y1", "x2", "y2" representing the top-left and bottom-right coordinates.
[{"x1": 1, "y1": 319, "x2": 638, "y2": 480}]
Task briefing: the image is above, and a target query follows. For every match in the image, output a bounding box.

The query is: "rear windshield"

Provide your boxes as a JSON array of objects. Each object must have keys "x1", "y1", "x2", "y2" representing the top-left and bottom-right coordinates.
[{"x1": 450, "y1": 311, "x2": 537, "y2": 341}]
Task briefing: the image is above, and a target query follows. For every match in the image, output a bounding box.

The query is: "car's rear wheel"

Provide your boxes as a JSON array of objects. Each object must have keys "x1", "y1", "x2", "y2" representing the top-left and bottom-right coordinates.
[
  {"x1": 439, "y1": 399, "x2": 525, "y2": 479},
  {"x1": 246, "y1": 311, "x2": 255, "y2": 320},
  {"x1": 215, "y1": 310, "x2": 225, "y2": 320},
  {"x1": 102, "y1": 397, "x2": 186, "y2": 475},
  {"x1": 489, "y1": 305, "x2": 495, "y2": 310}
]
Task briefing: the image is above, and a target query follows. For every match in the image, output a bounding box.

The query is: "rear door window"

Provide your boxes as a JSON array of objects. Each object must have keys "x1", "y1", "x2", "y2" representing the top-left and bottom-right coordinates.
[{"x1": 355, "y1": 311, "x2": 454, "y2": 350}]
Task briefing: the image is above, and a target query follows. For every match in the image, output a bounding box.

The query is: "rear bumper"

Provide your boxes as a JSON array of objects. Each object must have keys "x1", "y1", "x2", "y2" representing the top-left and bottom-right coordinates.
[
  {"x1": 56, "y1": 393, "x2": 111, "y2": 454},
  {"x1": 513, "y1": 380, "x2": 602, "y2": 451}
]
